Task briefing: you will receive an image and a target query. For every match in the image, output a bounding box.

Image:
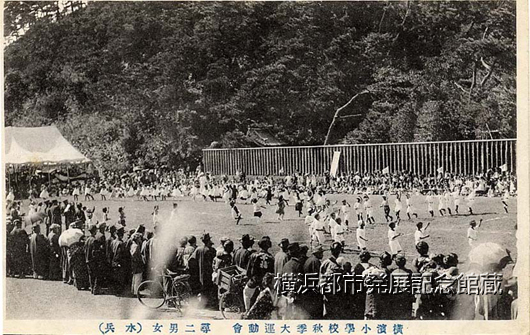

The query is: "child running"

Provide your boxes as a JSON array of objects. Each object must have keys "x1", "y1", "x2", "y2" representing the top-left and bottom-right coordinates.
[
  {"x1": 252, "y1": 198, "x2": 266, "y2": 222},
  {"x1": 276, "y1": 195, "x2": 288, "y2": 221},
  {"x1": 230, "y1": 200, "x2": 243, "y2": 225},
  {"x1": 406, "y1": 193, "x2": 418, "y2": 220},
  {"x1": 502, "y1": 190, "x2": 509, "y2": 213},
  {"x1": 394, "y1": 193, "x2": 403, "y2": 220},
  {"x1": 356, "y1": 218, "x2": 368, "y2": 251},
  {"x1": 380, "y1": 195, "x2": 393, "y2": 222},
  {"x1": 388, "y1": 218, "x2": 403, "y2": 256}
]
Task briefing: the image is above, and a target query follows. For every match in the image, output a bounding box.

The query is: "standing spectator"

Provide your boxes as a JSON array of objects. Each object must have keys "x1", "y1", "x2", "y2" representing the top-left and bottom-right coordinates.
[
  {"x1": 183, "y1": 235, "x2": 197, "y2": 268},
  {"x1": 391, "y1": 254, "x2": 414, "y2": 319},
  {"x1": 85, "y1": 224, "x2": 105, "y2": 295},
  {"x1": 50, "y1": 199, "x2": 62, "y2": 234},
  {"x1": 130, "y1": 233, "x2": 145, "y2": 295},
  {"x1": 319, "y1": 242, "x2": 343, "y2": 319},
  {"x1": 212, "y1": 239, "x2": 234, "y2": 282},
  {"x1": 189, "y1": 233, "x2": 216, "y2": 306},
  {"x1": 29, "y1": 224, "x2": 49, "y2": 279},
  {"x1": 10, "y1": 219, "x2": 29, "y2": 278},
  {"x1": 48, "y1": 223, "x2": 62, "y2": 280},
  {"x1": 352, "y1": 251, "x2": 373, "y2": 319},
  {"x1": 301, "y1": 246, "x2": 324, "y2": 319},
  {"x1": 275, "y1": 238, "x2": 290, "y2": 275},
  {"x1": 70, "y1": 236, "x2": 89, "y2": 290},
  {"x1": 244, "y1": 236, "x2": 274, "y2": 312},
  {"x1": 233, "y1": 234, "x2": 255, "y2": 270},
  {"x1": 111, "y1": 226, "x2": 127, "y2": 294}
]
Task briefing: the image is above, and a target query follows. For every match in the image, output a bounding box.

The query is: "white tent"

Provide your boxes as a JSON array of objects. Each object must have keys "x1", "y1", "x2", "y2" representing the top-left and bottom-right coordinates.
[{"x1": 4, "y1": 126, "x2": 90, "y2": 166}]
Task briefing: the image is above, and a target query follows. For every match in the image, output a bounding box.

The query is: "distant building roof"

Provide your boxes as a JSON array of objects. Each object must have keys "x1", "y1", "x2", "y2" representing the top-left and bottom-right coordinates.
[{"x1": 246, "y1": 127, "x2": 285, "y2": 147}]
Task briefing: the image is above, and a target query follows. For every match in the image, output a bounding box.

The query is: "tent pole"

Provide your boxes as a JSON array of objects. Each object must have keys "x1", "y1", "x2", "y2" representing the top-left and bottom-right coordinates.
[{"x1": 67, "y1": 165, "x2": 71, "y2": 186}]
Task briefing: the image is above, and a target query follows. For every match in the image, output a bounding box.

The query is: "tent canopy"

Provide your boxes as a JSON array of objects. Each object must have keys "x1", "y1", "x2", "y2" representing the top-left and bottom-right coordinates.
[{"x1": 4, "y1": 126, "x2": 91, "y2": 166}]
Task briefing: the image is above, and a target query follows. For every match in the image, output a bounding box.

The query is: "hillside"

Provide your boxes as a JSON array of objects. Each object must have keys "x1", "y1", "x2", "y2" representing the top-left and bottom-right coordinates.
[{"x1": 4, "y1": 1, "x2": 516, "y2": 170}]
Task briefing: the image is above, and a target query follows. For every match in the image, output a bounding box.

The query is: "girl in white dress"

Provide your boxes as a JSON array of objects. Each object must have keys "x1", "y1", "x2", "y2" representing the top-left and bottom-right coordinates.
[
  {"x1": 405, "y1": 193, "x2": 417, "y2": 220},
  {"x1": 127, "y1": 186, "x2": 136, "y2": 198},
  {"x1": 502, "y1": 190, "x2": 510, "y2": 213},
  {"x1": 190, "y1": 183, "x2": 200, "y2": 201},
  {"x1": 239, "y1": 187, "x2": 250, "y2": 203},
  {"x1": 151, "y1": 185, "x2": 160, "y2": 201},
  {"x1": 171, "y1": 185, "x2": 180, "y2": 198},
  {"x1": 356, "y1": 218, "x2": 368, "y2": 251},
  {"x1": 252, "y1": 198, "x2": 266, "y2": 222},
  {"x1": 394, "y1": 193, "x2": 403, "y2": 220},
  {"x1": 340, "y1": 199, "x2": 351, "y2": 228},
  {"x1": 140, "y1": 186, "x2": 149, "y2": 201},
  {"x1": 39, "y1": 186, "x2": 49, "y2": 200},
  {"x1": 453, "y1": 188, "x2": 461, "y2": 214},
  {"x1": 100, "y1": 186, "x2": 109, "y2": 201},
  {"x1": 84, "y1": 184, "x2": 94, "y2": 201},
  {"x1": 426, "y1": 192, "x2": 434, "y2": 217},
  {"x1": 354, "y1": 197, "x2": 363, "y2": 220},
  {"x1": 467, "y1": 190, "x2": 476, "y2": 215},
  {"x1": 364, "y1": 195, "x2": 375, "y2": 224},
  {"x1": 437, "y1": 193, "x2": 446, "y2": 216},
  {"x1": 444, "y1": 190, "x2": 453, "y2": 215},
  {"x1": 388, "y1": 219, "x2": 403, "y2": 256},
  {"x1": 72, "y1": 184, "x2": 80, "y2": 202}
]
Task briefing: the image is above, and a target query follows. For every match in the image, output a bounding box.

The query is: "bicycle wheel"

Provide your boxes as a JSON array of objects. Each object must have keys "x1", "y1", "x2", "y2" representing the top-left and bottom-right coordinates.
[
  {"x1": 137, "y1": 280, "x2": 166, "y2": 309},
  {"x1": 219, "y1": 292, "x2": 244, "y2": 319},
  {"x1": 173, "y1": 281, "x2": 192, "y2": 307}
]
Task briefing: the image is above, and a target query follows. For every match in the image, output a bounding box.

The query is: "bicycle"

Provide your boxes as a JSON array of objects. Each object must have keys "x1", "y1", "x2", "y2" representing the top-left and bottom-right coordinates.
[
  {"x1": 137, "y1": 269, "x2": 192, "y2": 314},
  {"x1": 216, "y1": 265, "x2": 248, "y2": 319}
]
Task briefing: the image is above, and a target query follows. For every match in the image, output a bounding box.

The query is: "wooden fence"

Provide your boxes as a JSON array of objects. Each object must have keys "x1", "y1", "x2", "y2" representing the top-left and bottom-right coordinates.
[{"x1": 202, "y1": 139, "x2": 516, "y2": 176}]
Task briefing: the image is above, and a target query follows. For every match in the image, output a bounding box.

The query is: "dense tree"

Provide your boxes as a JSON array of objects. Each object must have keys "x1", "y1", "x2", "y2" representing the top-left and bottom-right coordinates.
[{"x1": 4, "y1": 1, "x2": 516, "y2": 170}]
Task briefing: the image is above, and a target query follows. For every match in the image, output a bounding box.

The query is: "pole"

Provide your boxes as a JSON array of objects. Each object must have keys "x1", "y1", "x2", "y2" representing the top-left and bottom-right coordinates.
[{"x1": 67, "y1": 165, "x2": 71, "y2": 186}]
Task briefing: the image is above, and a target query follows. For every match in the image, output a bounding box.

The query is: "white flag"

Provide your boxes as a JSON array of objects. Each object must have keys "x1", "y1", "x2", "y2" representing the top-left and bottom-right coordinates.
[
  {"x1": 500, "y1": 164, "x2": 508, "y2": 172},
  {"x1": 330, "y1": 151, "x2": 341, "y2": 178},
  {"x1": 382, "y1": 167, "x2": 389, "y2": 174},
  {"x1": 437, "y1": 167, "x2": 444, "y2": 174}
]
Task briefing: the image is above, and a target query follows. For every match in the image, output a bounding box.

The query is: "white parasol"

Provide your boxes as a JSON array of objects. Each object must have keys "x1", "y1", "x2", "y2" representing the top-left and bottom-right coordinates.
[
  {"x1": 59, "y1": 228, "x2": 84, "y2": 247},
  {"x1": 468, "y1": 242, "x2": 510, "y2": 272}
]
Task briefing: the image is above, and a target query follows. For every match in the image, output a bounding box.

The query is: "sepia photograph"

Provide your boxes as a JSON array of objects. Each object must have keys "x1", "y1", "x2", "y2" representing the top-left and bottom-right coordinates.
[{"x1": 2, "y1": 0, "x2": 528, "y2": 334}]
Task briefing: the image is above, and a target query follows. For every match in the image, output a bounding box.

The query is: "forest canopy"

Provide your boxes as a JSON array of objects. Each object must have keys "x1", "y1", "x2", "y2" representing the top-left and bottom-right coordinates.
[{"x1": 4, "y1": 1, "x2": 516, "y2": 170}]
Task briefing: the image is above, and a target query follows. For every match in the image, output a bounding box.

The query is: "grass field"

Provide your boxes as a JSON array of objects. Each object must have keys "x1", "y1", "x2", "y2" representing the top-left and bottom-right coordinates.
[{"x1": 21, "y1": 193, "x2": 518, "y2": 268}]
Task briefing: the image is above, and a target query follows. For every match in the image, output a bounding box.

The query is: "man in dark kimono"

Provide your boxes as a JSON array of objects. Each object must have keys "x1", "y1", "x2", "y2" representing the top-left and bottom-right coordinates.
[
  {"x1": 183, "y1": 235, "x2": 197, "y2": 268},
  {"x1": 244, "y1": 236, "x2": 274, "y2": 312},
  {"x1": 10, "y1": 219, "x2": 29, "y2": 278},
  {"x1": 50, "y1": 199, "x2": 62, "y2": 234},
  {"x1": 319, "y1": 242, "x2": 342, "y2": 319},
  {"x1": 45, "y1": 201, "x2": 53, "y2": 236},
  {"x1": 111, "y1": 226, "x2": 127, "y2": 294},
  {"x1": 85, "y1": 224, "x2": 105, "y2": 295},
  {"x1": 281, "y1": 243, "x2": 305, "y2": 319},
  {"x1": 30, "y1": 224, "x2": 50, "y2": 279},
  {"x1": 189, "y1": 233, "x2": 216, "y2": 306},
  {"x1": 301, "y1": 245, "x2": 324, "y2": 318},
  {"x1": 274, "y1": 238, "x2": 290, "y2": 275},
  {"x1": 95, "y1": 222, "x2": 109, "y2": 288},
  {"x1": 48, "y1": 223, "x2": 62, "y2": 280},
  {"x1": 233, "y1": 234, "x2": 255, "y2": 270}
]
